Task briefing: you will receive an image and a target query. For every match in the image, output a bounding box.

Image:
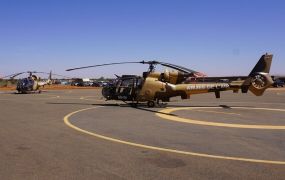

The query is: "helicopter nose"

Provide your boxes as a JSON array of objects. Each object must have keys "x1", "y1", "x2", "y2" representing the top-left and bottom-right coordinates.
[{"x1": 102, "y1": 86, "x2": 112, "y2": 99}]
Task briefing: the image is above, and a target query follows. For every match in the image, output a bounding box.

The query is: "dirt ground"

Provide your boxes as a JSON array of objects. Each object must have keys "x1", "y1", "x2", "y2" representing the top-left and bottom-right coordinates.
[{"x1": 0, "y1": 85, "x2": 100, "y2": 91}]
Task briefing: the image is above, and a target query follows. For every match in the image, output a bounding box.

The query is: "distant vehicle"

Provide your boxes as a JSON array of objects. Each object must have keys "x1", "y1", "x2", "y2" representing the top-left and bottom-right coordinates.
[
  {"x1": 273, "y1": 79, "x2": 285, "y2": 87},
  {"x1": 92, "y1": 82, "x2": 100, "y2": 87},
  {"x1": 97, "y1": 81, "x2": 108, "y2": 87},
  {"x1": 217, "y1": 79, "x2": 230, "y2": 83},
  {"x1": 71, "y1": 81, "x2": 78, "y2": 86},
  {"x1": 71, "y1": 78, "x2": 93, "y2": 87},
  {"x1": 74, "y1": 81, "x2": 93, "y2": 87},
  {"x1": 83, "y1": 82, "x2": 93, "y2": 86},
  {"x1": 75, "y1": 82, "x2": 84, "y2": 87},
  {"x1": 60, "y1": 81, "x2": 69, "y2": 85}
]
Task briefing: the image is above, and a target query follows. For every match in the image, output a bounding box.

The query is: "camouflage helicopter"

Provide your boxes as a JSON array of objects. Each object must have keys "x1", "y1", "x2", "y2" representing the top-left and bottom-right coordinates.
[
  {"x1": 66, "y1": 53, "x2": 274, "y2": 107},
  {"x1": 2, "y1": 71, "x2": 53, "y2": 94}
]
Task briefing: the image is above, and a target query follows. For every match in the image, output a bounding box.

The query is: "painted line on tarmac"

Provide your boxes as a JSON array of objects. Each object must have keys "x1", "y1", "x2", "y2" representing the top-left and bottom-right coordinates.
[
  {"x1": 190, "y1": 109, "x2": 241, "y2": 116},
  {"x1": 156, "y1": 107, "x2": 285, "y2": 130},
  {"x1": 217, "y1": 101, "x2": 285, "y2": 105},
  {"x1": 36, "y1": 95, "x2": 60, "y2": 100},
  {"x1": 63, "y1": 107, "x2": 285, "y2": 165},
  {"x1": 79, "y1": 96, "x2": 105, "y2": 101},
  {"x1": 0, "y1": 99, "x2": 13, "y2": 101}
]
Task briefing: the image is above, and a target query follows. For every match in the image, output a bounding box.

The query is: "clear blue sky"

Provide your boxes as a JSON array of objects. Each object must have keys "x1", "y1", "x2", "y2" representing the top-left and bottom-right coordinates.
[{"x1": 0, "y1": 0, "x2": 284, "y2": 78}]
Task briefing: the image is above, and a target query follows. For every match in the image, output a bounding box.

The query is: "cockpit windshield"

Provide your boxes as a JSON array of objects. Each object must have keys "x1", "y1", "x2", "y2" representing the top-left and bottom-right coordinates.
[{"x1": 20, "y1": 78, "x2": 34, "y2": 87}]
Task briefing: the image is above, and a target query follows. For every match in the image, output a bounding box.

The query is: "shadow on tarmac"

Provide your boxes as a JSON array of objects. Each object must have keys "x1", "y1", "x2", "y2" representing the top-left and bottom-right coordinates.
[{"x1": 47, "y1": 102, "x2": 253, "y2": 116}]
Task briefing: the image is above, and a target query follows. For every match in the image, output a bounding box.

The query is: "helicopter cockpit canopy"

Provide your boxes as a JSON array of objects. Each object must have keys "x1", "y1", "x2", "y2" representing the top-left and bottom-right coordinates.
[
  {"x1": 115, "y1": 76, "x2": 143, "y2": 98},
  {"x1": 102, "y1": 75, "x2": 143, "y2": 101},
  {"x1": 17, "y1": 77, "x2": 35, "y2": 92}
]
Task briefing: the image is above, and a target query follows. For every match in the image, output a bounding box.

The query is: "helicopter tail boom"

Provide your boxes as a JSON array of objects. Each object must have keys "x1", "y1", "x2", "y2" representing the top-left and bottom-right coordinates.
[{"x1": 162, "y1": 54, "x2": 274, "y2": 99}]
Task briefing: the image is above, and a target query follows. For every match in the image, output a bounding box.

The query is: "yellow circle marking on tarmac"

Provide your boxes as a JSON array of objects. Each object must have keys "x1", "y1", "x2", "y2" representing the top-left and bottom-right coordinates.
[
  {"x1": 64, "y1": 107, "x2": 285, "y2": 165},
  {"x1": 190, "y1": 109, "x2": 241, "y2": 116},
  {"x1": 156, "y1": 107, "x2": 285, "y2": 130}
]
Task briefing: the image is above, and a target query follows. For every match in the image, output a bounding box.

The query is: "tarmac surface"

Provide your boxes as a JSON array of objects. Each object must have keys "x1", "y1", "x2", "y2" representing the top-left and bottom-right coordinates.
[{"x1": 0, "y1": 88, "x2": 285, "y2": 180}]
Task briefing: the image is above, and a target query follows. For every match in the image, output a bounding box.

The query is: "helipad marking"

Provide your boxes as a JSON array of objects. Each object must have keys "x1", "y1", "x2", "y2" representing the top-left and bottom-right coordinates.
[
  {"x1": 63, "y1": 107, "x2": 285, "y2": 165},
  {"x1": 79, "y1": 96, "x2": 104, "y2": 101},
  {"x1": 209, "y1": 101, "x2": 285, "y2": 105},
  {"x1": 156, "y1": 107, "x2": 285, "y2": 129},
  {"x1": 190, "y1": 109, "x2": 241, "y2": 116},
  {"x1": 37, "y1": 95, "x2": 60, "y2": 100}
]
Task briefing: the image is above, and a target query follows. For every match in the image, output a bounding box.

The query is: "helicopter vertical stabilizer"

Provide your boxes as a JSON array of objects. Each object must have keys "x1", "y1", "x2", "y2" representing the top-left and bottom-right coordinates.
[
  {"x1": 249, "y1": 53, "x2": 272, "y2": 76},
  {"x1": 47, "y1": 71, "x2": 52, "y2": 85}
]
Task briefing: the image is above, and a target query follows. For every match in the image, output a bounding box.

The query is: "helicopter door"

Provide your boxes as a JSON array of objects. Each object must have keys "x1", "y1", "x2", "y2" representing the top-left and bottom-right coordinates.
[{"x1": 116, "y1": 78, "x2": 134, "y2": 100}]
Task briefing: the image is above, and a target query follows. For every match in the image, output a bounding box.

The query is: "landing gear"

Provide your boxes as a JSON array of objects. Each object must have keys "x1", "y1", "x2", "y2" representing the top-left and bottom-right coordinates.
[
  {"x1": 156, "y1": 99, "x2": 167, "y2": 108},
  {"x1": 147, "y1": 100, "x2": 167, "y2": 108},
  {"x1": 147, "y1": 101, "x2": 155, "y2": 108}
]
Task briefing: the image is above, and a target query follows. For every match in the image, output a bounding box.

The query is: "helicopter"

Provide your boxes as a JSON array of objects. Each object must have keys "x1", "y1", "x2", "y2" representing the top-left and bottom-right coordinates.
[
  {"x1": 66, "y1": 53, "x2": 274, "y2": 107},
  {"x1": 1, "y1": 71, "x2": 53, "y2": 94}
]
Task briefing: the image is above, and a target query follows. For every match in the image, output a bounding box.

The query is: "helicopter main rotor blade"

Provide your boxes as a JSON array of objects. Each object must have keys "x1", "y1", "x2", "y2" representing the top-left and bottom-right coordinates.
[
  {"x1": 38, "y1": 72, "x2": 73, "y2": 79},
  {"x1": 1, "y1": 71, "x2": 39, "y2": 79},
  {"x1": 157, "y1": 62, "x2": 198, "y2": 74},
  {"x1": 28, "y1": 71, "x2": 45, "y2": 74},
  {"x1": 66, "y1": 62, "x2": 140, "y2": 71},
  {"x1": 48, "y1": 73, "x2": 72, "y2": 79},
  {"x1": 140, "y1": 61, "x2": 198, "y2": 74},
  {"x1": 1, "y1": 73, "x2": 22, "y2": 79},
  {"x1": 1, "y1": 71, "x2": 72, "y2": 79},
  {"x1": 10, "y1": 72, "x2": 26, "y2": 79},
  {"x1": 66, "y1": 60, "x2": 200, "y2": 74},
  {"x1": 12, "y1": 71, "x2": 45, "y2": 78}
]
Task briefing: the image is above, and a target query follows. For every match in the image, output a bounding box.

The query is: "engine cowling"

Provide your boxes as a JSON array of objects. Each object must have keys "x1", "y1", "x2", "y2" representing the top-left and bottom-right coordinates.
[{"x1": 163, "y1": 69, "x2": 187, "y2": 84}]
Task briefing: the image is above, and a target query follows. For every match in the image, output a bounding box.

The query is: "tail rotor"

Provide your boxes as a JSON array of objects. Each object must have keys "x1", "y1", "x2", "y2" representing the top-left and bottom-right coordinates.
[{"x1": 246, "y1": 54, "x2": 274, "y2": 96}]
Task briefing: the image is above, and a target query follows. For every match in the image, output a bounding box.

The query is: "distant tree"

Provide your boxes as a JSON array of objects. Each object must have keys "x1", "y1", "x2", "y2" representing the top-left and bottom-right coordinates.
[{"x1": 98, "y1": 76, "x2": 105, "y2": 81}]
